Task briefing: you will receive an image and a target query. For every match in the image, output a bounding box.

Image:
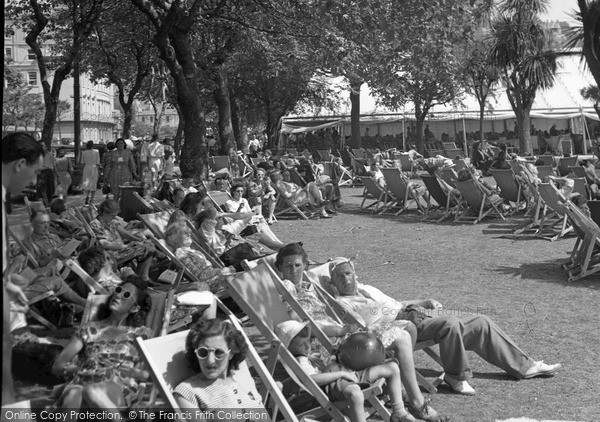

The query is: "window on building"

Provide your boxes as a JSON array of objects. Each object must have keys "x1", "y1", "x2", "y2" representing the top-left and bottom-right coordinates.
[
  {"x1": 141, "y1": 117, "x2": 145, "y2": 123},
  {"x1": 27, "y1": 71, "x2": 37, "y2": 85},
  {"x1": 27, "y1": 49, "x2": 36, "y2": 60},
  {"x1": 5, "y1": 29, "x2": 14, "y2": 40},
  {"x1": 5, "y1": 47, "x2": 12, "y2": 59}
]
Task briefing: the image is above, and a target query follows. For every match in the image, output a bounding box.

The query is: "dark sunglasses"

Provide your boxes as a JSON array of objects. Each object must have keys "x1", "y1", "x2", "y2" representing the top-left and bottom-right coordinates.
[
  {"x1": 195, "y1": 346, "x2": 230, "y2": 360},
  {"x1": 114, "y1": 286, "x2": 139, "y2": 307}
]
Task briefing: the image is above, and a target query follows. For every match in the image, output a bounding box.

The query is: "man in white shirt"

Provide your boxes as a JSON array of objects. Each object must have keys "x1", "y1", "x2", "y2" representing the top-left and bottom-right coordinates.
[
  {"x1": 328, "y1": 259, "x2": 561, "y2": 396},
  {"x1": 147, "y1": 134, "x2": 165, "y2": 190},
  {"x1": 2, "y1": 132, "x2": 45, "y2": 404}
]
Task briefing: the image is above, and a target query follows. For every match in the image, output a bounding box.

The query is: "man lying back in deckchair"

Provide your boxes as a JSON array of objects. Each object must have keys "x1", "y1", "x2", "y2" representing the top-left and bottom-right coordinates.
[{"x1": 326, "y1": 259, "x2": 561, "y2": 396}]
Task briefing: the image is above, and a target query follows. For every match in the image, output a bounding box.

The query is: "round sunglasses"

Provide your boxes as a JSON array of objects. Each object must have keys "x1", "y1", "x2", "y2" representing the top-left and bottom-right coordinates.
[{"x1": 195, "y1": 346, "x2": 231, "y2": 360}]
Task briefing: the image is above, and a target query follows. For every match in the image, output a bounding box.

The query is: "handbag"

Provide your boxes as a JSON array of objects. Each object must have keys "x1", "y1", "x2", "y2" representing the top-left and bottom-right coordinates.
[{"x1": 219, "y1": 243, "x2": 259, "y2": 271}]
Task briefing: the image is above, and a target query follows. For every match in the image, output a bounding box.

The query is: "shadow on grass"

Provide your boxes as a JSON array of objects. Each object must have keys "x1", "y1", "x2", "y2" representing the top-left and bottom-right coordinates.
[{"x1": 492, "y1": 260, "x2": 599, "y2": 287}]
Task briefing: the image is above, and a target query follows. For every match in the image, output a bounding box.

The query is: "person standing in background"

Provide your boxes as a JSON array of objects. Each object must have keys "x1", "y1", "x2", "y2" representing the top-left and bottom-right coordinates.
[
  {"x1": 37, "y1": 142, "x2": 60, "y2": 206},
  {"x1": 55, "y1": 148, "x2": 73, "y2": 200},
  {"x1": 148, "y1": 135, "x2": 165, "y2": 191},
  {"x1": 80, "y1": 141, "x2": 100, "y2": 205},
  {"x1": 105, "y1": 138, "x2": 138, "y2": 203}
]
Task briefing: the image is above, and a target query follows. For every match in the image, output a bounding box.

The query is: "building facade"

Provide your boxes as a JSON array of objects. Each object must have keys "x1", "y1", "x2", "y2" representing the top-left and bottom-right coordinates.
[{"x1": 4, "y1": 25, "x2": 119, "y2": 144}]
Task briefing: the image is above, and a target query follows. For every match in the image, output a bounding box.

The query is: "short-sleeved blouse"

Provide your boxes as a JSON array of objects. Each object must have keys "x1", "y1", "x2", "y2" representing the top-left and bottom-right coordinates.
[
  {"x1": 173, "y1": 368, "x2": 268, "y2": 420},
  {"x1": 68, "y1": 323, "x2": 153, "y2": 406}
]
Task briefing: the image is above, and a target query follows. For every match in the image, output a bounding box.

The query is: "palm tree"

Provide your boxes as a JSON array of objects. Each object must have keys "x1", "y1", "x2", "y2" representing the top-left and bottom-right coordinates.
[{"x1": 488, "y1": 0, "x2": 558, "y2": 155}]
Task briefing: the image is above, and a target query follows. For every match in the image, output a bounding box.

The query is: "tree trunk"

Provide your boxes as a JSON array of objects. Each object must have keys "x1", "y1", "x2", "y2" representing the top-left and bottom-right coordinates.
[
  {"x1": 349, "y1": 79, "x2": 361, "y2": 149},
  {"x1": 415, "y1": 119, "x2": 425, "y2": 154},
  {"x1": 172, "y1": 104, "x2": 184, "y2": 160},
  {"x1": 212, "y1": 65, "x2": 235, "y2": 154},
  {"x1": 230, "y1": 93, "x2": 241, "y2": 148},
  {"x1": 479, "y1": 102, "x2": 485, "y2": 143},
  {"x1": 122, "y1": 106, "x2": 134, "y2": 139},
  {"x1": 516, "y1": 106, "x2": 533, "y2": 155},
  {"x1": 73, "y1": 58, "x2": 81, "y2": 161}
]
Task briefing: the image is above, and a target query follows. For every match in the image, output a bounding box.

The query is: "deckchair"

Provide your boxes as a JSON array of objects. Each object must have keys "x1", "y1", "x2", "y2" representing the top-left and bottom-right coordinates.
[
  {"x1": 272, "y1": 184, "x2": 313, "y2": 220},
  {"x1": 588, "y1": 200, "x2": 600, "y2": 227},
  {"x1": 209, "y1": 156, "x2": 229, "y2": 172},
  {"x1": 568, "y1": 166, "x2": 588, "y2": 180},
  {"x1": 250, "y1": 157, "x2": 265, "y2": 166},
  {"x1": 513, "y1": 178, "x2": 545, "y2": 235},
  {"x1": 557, "y1": 156, "x2": 578, "y2": 177},
  {"x1": 536, "y1": 183, "x2": 572, "y2": 241},
  {"x1": 397, "y1": 153, "x2": 413, "y2": 176},
  {"x1": 490, "y1": 169, "x2": 525, "y2": 214},
  {"x1": 452, "y1": 159, "x2": 468, "y2": 172},
  {"x1": 421, "y1": 175, "x2": 455, "y2": 223},
  {"x1": 72, "y1": 207, "x2": 98, "y2": 247},
  {"x1": 444, "y1": 148, "x2": 463, "y2": 160},
  {"x1": 24, "y1": 196, "x2": 48, "y2": 216},
  {"x1": 183, "y1": 220, "x2": 226, "y2": 269},
  {"x1": 350, "y1": 156, "x2": 369, "y2": 179},
  {"x1": 536, "y1": 165, "x2": 556, "y2": 181},
  {"x1": 352, "y1": 148, "x2": 367, "y2": 160},
  {"x1": 359, "y1": 177, "x2": 390, "y2": 213},
  {"x1": 317, "y1": 149, "x2": 333, "y2": 162},
  {"x1": 380, "y1": 167, "x2": 427, "y2": 215},
  {"x1": 288, "y1": 168, "x2": 308, "y2": 187},
  {"x1": 151, "y1": 199, "x2": 175, "y2": 212},
  {"x1": 132, "y1": 191, "x2": 155, "y2": 214},
  {"x1": 135, "y1": 300, "x2": 299, "y2": 422},
  {"x1": 303, "y1": 263, "x2": 445, "y2": 394},
  {"x1": 206, "y1": 190, "x2": 232, "y2": 212},
  {"x1": 226, "y1": 264, "x2": 391, "y2": 422},
  {"x1": 438, "y1": 168, "x2": 458, "y2": 189},
  {"x1": 453, "y1": 179, "x2": 506, "y2": 224},
  {"x1": 137, "y1": 211, "x2": 172, "y2": 239},
  {"x1": 561, "y1": 199, "x2": 600, "y2": 281},
  {"x1": 63, "y1": 258, "x2": 109, "y2": 295},
  {"x1": 537, "y1": 155, "x2": 556, "y2": 167},
  {"x1": 323, "y1": 162, "x2": 354, "y2": 187},
  {"x1": 568, "y1": 177, "x2": 591, "y2": 200},
  {"x1": 7, "y1": 223, "x2": 40, "y2": 269},
  {"x1": 442, "y1": 142, "x2": 457, "y2": 150}
]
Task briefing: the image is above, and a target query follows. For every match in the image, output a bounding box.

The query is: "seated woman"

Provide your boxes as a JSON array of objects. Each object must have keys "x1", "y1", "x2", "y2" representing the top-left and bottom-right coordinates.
[
  {"x1": 174, "y1": 318, "x2": 269, "y2": 420},
  {"x1": 578, "y1": 160, "x2": 600, "y2": 199},
  {"x1": 274, "y1": 243, "x2": 446, "y2": 422},
  {"x1": 48, "y1": 199, "x2": 86, "y2": 239},
  {"x1": 270, "y1": 170, "x2": 331, "y2": 218},
  {"x1": 179, "y1": 191, "x2": 206, "y2": 222},
  {"x1": 51, "y1": 276, "x2": 153, "y2": 416},
  {"x1": 195, "y1": 205, "x2": 285, "y2": 269},
  {"x1": 247, "y1": 168, "x2": 277, "y2": 224},
  {"x1": 89, "y1": 200, "x2": 156, "y2": 280},
  {"x1": 163, "y1": 223, "x2": 235, "y2": 295},
  {"x1": 471, "y1": 141, "x2": 493, "y2": 175},
  {"x1": 490, "y1": 143, "x2": 510, "y2": 170},
  {"x1": 225, "y1": 182, "x2": 255, "y2": 214},
  {"x1": 77, "y1": 245, "x2": 136, "y2": 292}
]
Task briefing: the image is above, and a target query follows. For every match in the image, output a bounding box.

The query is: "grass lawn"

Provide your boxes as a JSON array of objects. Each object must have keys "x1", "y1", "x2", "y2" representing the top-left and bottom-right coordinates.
[{"x1": 9, "y1": 184, "x2": 598, "y2": 422}]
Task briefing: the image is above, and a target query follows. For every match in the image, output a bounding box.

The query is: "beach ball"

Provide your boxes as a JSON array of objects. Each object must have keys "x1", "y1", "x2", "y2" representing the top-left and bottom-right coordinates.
[{"x1": 338, "y1": 332, "x2": 385, "y2": 371}]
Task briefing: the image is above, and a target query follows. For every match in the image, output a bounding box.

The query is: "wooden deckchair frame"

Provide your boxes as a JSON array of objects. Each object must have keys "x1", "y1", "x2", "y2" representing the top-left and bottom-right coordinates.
[
  {"x1": 209, "y1": 155, "x2": 230, "y2": 172},
  {"x1": 272, "y1": 183, "x2": 313, "y2": 220},
  {"x1": 421, "y1": 174, "x2": 455, "y2": 223},
  {"x1": 380, "y1": 167, "x2": 427, "y2": 215},
  {"x1": 562, "y1": 200, "x2": 600, "y2": 281},
  {"x1": 536, "y1": 183, "x2": 572, "y2": 241},
  {"x1": 490, "y1": 169, "x2": 525, "y2": 214},
  {"x1": 359, "y1": 177, "x2": 390, "y2": 213},
  {"x1": 135, "y1": 298, "x2": 300, "y2": 422},
  {"x1": 132, "y1": 191, "x2": 155, "y2": 214},
  {"x1": 226, "y1": 264, "x2": 389, "y2": 422},
  {"x1": 557, "y1": 156, "x2": 578, "y2": 177},
  {"x1": 453, "y1": 179, "x2": 505, "y2": 224}
]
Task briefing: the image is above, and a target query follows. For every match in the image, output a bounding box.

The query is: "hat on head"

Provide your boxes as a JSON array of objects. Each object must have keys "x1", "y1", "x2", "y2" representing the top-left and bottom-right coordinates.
[{"x1": 275, "y1": 320, "x2": 310, "y2": 348}]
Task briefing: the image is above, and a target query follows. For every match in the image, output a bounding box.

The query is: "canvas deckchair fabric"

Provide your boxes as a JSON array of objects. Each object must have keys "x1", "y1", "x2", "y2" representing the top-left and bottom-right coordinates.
[
  {"x1": 452, "y1": 159, "x2": 469, "y2": 172},
  {"x1": 359, "y1": 177, "x2": 390, "y2": 213},
  {"x1": 380, "y1": 167, "x2": 427, "y2": 215},
  {"x1": 250, "y1": 157, "x2": 265, "y2": 166},
  {"x1": 568, "y1": 166, "x2": 587, "y2": 179},
  {"x1": 137, "y1": 211, "x2": 173, "y2": 239},
  {"x1": 272, "y1": 183, "x2": 312, "y2": 220},
  {"x1": 536, "y1": 183, "x2": 572, "y2": 241},
  {"x1": 72, "y1": 207, "x2": 98, "y2": 248},
  {"x1": 323, "y1": 162, "x2": 354, "y2": 187},
  {"x1": 209, "y1": 156, "x2": 229, "y2": 172},
  {"x1": 7, "y1": 223, "x2": 40, "y2": 269},
  {"x1": 288, "y1": 168, "x2": 308, "y2": 188},
  {"x1": 536, "y1": 165, "x2": 556, "y2": 181},
  {"x1": 24, "y1": 197, "x2": 48, "y2": 217},
  {"x1": 63, "y1": 259, "x2": 109, "y2": 295},
  {"x1": 317, "y1": 149, "x2": 333, "y2": 162},
  {"x1": 350, "y1": 156, "x2": 369, "y2": 179},
  {"x1": 438, "y1": 168, "x2": 458, "y2": 189},
  {"x1": 557, "y1": 156, "x2": 578, "y2": 177},
  {"x1": 537, "y1": 155, "x2": 556, "y2": 167},
  {"x1": 226, "y1": 264, "x2": 384, "y2": 422},
  {"x1": 135, "y1": 300, "x2": 300, "y2": 422},
  {"x1": 206, "y1": 190, "x2": 232, "y2": 212},
  {"x1": 421, "y1": 175, "x2": 455, "y2": 223},
  {"x1": 566, "y1": 177, "x2": 591, "y2": 199},
  {"x1": 397, "y1": 154, "x2": 413, "y2": 176},
  {"x1": 490, "y1": 169, "x2": 525, "y2": 213},
  {"x1": 513, "y1": 178, "x2": 545, "y2": 235},
  {"x1": 444, "y1": 148, "x2": 463, "y2": 160},
  {"x1": 132, "y1": 191, "x2": 155, "y2": 214},
  {"x1": 453, "y1": 179, "x2": 505, "y2": 224},
  {"x1": 183, "y1": 220, "x2": 226, "y2": 269},
  {"x1": 562, "y1": 200, "x2": 600, "y2": 281}
]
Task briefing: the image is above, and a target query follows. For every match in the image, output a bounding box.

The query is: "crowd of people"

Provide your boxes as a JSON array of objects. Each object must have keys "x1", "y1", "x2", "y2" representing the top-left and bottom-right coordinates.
[{"x1": 2, "y1": 130, "x2": 581, "y2": 421}]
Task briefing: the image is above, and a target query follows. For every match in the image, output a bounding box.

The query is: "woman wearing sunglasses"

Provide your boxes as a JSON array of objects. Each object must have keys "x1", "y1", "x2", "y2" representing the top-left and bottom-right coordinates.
[
  {"x1": 174, "y1": 319, "x2": 269, "y2": 419},
  {"x1": 51, "y1": 276, "x2": 153, "y2": 416}
]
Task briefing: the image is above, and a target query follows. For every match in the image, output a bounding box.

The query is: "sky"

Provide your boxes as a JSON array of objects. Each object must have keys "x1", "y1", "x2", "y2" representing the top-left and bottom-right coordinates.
[{"x1": 542, "y1": 0, "x2": 579, "y2": 22}]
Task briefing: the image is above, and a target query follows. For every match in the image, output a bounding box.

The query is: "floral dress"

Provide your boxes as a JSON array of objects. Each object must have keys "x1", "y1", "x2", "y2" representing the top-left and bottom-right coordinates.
[
  {"x1": 89, "y1": 217, "x2": 155, "y2": 263},
  {"x1": 62, "y1": 323, "x2": 153, "y2": 407},
  {"x1": 175, "y1": 246, "x2": 235, "y2": 294}
]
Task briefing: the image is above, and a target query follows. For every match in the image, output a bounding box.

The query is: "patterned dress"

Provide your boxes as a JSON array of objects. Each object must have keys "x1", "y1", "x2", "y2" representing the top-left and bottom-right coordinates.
[
  {"x1": 89, "y1": 217, "x2": 155, "y2": 263},
  {"x1": 62, "y1": 323, "x2": 154, "y2": 406},
  {"x1": 174, "y1": 246, "x2": 235, "y2": 294},
  {"x1": 105, "y1": 149, "x2": 137, "y2": 196}
]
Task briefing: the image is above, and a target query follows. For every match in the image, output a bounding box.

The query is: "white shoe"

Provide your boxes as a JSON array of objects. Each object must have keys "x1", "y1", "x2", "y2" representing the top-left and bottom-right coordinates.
[
  {"x1": 444, "y1": 375, "x2": 476, "y2": 395},
  {"x1": 522, "y1": 361, "x2": 561, "y2": 379}
]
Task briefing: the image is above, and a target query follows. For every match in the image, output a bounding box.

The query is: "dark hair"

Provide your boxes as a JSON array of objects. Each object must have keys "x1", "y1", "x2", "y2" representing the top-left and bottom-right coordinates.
[
  {"x1": 275, "y1": 242, "x2": 308, "y2": 271},
  {"x1": 2, "y1": 132, "x2": 45, "y2": 165},
  {"x1": 98, "y1": 199, "x2": 120, "y2": 216},
  {"x1": 185, "y1": 318, "x2": 248, "y2": 376},
  {"x1": 167, "y1": 209, "x2": 187, "y2": 227},
  {"x1": 106, "y1": 142, "x2": 116, "y2": 151},
  {"x1": 95, "y1": 276, "x2": 150, "y2": 326},
  {"x1": 30, "y1": 208, "x2": 49, "y2": 222},
  {"x1": 164, "y1": 149, "x2": 173, "y2": 160},
  {"x1": 77, "y1": 245, "x2": 106, "y2": 277},
  {"x1": 49, "y1": 198, "x2": 66, "y2": 215},
  {"x1": 115, "y1": 138, "x2": 127, "y2": 149},
  {"x1": 230, "y1": 182, "x2": 246, "y2": 196},
  {"x1": 179, "y1": 192, "x2": 204, "y2": 217},
  {"x1": 155, "y1": 182, "x2": 172, "y2": 202},
  {"x1": 456, "y1": 169, "x2": 472, "y2": 182},
  {"x1": 173, "y1": 188, "x2": 185, "y2": 199},
  {"x1": 86, "y1": 140, "x2": 94, "y2": 149}
]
